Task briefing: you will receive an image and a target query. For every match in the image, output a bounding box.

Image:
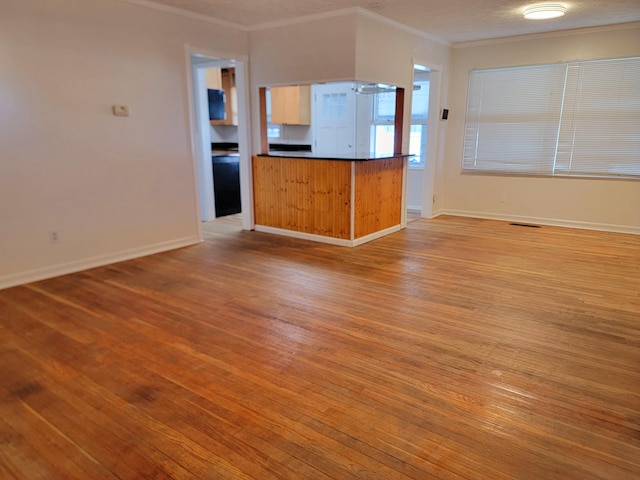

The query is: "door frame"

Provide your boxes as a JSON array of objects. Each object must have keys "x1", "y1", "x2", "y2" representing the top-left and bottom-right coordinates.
[
  {"x1": 184, "y1": 46, "x2": 253, "y2": 238},
  {"x1": 410, "y1": 60, "x2": 442, "y2": 219}
]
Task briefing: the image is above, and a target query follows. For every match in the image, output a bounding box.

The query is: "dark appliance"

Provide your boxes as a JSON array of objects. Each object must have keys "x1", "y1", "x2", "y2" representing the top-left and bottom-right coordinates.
[
  {"x1": 212, "y1": 155, "x2": 241, "y2": 217},
  {"x1": 207, "y1": 89, "x2": 226, "y2": 120}
]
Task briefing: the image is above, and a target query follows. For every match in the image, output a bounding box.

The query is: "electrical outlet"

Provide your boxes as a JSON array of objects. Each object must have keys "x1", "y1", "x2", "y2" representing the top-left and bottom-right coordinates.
[
  {"x1": 49, "y1": 230, "x2": 60, "y2": 244},
  {"x1": 500, "y1": 193, "x2": 508, "y2": 203}
]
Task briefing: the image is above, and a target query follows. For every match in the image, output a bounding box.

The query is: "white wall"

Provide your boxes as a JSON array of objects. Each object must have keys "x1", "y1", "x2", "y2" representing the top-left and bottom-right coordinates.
[
  {"x1": 248, "y1": 13, "x2": 358, "y2": 153},
  {"x1": 442, "y1": 23, "x2": 640, "y2": 233},
  {"x1": 354, "y1": 14, "x2": 449, "y2": 88},
  {"x1": 249, "y1": 14, "x2": 358, "y2": 88},
  {"x1": 407, "y1": 169, "x2": 425, "y2": 210},
  {"x1": 355, "y1": 13, "x2": 451, "y2": 217},
  {"x1": 0, "y1": 0, "x2": 248, "y2": 289}
]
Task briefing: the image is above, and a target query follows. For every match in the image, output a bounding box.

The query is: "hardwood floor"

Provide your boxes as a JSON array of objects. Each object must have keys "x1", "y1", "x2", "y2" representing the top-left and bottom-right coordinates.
[
  {"x1": 407, "y1": 209, "x2": 421, "y2": 222},
  {"x1": 1, "y1": 215, "x2": 639, "y2": 479}
]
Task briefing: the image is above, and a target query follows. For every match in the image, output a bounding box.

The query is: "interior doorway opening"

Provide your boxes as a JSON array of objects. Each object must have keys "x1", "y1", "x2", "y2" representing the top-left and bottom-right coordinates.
[
  {"x1": 409, "y1": 62, "x2": 441, "y2": 219},
  {"x1": 189, "y1": 52, "x2": 252, "y2": 233},
  {"x1": 406, "y1": 64, "x2": 430, "y2": 216}
]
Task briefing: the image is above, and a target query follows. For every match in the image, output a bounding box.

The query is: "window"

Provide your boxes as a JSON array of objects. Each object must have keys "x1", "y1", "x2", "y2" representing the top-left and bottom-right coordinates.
[
  {"x1": 368, "y1": 82, "x2": 430, "y2": 163},
  {"x1": 322, "y1": 93, "x2": 348, "y2": 118},
  {"x1": 265, "y1": 90, "x2": 281, "y2": 139},
  {"x1": 462, "y1": 56, "x2": 640, "y2": 178},
  {"x1": 370, "y1": 90, "x2": 396, "y2": 156}
]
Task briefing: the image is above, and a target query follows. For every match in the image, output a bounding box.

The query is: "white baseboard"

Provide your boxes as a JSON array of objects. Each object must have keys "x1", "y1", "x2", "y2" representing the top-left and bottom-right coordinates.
[
  {"x1": 255, "y1": 224, "x2": 404, "y2": 247},
  {"x1": 438, "y1": 209, "x2": 640, "y2": 235},
  {"x1": 429, "y1": 208, "x2": 445, "y2": 218},
  {"x1": 352, "y1": 225, "x2": 404, "y2": 246},
  {"x1": 407, "y1": 204, "x2": 422, "y2": 212},
  {"x1": 0, "y1": 235, "x2": 202, "y2": 291}
]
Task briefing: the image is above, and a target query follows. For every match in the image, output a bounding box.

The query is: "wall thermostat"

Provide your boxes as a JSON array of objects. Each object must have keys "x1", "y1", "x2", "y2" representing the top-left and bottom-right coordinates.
[{"x1": 113, "y1": 105, "x2": 131, "y2": 117}]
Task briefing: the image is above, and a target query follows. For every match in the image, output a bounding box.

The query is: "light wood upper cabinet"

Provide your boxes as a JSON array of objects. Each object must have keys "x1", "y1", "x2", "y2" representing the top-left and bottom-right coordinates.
[
  {"x1": 210, "y1": 68, "x2": 237, "y2": 126},
  {"x1": 270, "y1": 85, "x2": 311, "y2": 125},
  {"x1": 205, "y1": 68, "x2": 222, "y2": 90}
]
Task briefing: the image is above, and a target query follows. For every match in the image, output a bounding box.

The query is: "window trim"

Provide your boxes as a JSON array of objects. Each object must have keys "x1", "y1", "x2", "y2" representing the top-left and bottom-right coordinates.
[{"x1": 408, "y1": 79, "x2": 430, "y2": 169}]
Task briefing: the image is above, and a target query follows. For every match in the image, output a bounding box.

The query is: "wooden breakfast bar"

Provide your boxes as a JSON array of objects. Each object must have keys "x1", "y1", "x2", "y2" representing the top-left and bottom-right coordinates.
[{"x1": 252, "y1": 153, "x2": 408, "y2": 246}]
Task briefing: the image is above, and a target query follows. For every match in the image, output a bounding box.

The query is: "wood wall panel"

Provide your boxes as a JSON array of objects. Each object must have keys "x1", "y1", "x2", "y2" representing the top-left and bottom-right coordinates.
[
  {"x1": 354, "y1": 157, "x2": 404, "y2": 239},
  {"x1": 252, "y1": 156, "x2": 351, "y2": 239}
]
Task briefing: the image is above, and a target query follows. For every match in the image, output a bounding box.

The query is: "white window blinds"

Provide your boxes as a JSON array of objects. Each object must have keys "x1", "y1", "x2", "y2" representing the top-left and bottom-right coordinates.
[{"x1": 462, "y1": 56, "x2": 640, "y2": 178}]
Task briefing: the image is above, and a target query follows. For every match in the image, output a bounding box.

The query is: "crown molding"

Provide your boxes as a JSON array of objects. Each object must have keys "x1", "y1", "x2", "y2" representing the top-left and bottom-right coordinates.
[
  {"x1": 119, "y1": 0, "x2": 249, "y2": 30},
  {"x1": 251, "y1": 7, "x2": 451, "y2": 47},
  {"x1": 118, "y1": 1, "x2": 451, "y2": 47},
  {"x1": 249, "y1": 7, "x2": 360, "y2": 31},
  {"x1": 354, "y1": 7, "x2": 451, "y2": 47},
  {"x1": 453, "y1": 21, "x2": 640, "y2": 48}
]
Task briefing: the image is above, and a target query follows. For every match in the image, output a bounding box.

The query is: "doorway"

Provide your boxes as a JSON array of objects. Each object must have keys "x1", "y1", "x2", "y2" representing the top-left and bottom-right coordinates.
[
  {"x1": 312, "y1": 82, "x2": 357, "y2": 158},
  {"x1": 188, "y1": 52, "x2": 252, "y2": 233},
  {"x1": 409, "y1": 63, "x2": 441, "y2": 219},
  {"x1": 406, "y1": 66, "x2": 430, "y2": 215}
]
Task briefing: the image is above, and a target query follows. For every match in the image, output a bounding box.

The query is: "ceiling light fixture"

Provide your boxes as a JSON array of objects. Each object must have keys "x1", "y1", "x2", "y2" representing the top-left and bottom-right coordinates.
[{"x1": 523, "y1": 3, "x2": 567, "y2": 20}]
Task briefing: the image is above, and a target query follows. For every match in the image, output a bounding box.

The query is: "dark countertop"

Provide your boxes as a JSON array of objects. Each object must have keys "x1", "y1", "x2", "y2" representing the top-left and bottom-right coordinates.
[
  {"x1": 269, "y1": 143, "x2": 312, "y2": 152},
  {"x1": 211, "y1": 142, "x2": 238, "y2": 151},
  {"x1": 259, "y1": 152, "x2": 413, "y2": 162}
]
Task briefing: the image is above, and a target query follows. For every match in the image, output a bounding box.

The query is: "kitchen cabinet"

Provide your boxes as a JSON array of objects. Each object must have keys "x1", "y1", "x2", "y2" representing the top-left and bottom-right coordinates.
[
  {"x1": 270, "y1": 85, "x2": 311, "y2": 125},
  {"x1": 210, "y1": 68, "x2": 237, "y2": 126}
]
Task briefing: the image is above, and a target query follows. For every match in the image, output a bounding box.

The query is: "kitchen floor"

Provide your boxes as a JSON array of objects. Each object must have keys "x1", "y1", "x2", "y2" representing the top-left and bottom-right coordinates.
[
  {"x1": 407, "y1": 209, "x2": 421, "y2": 222},
  {"x1": 202, "y1": 214, "x2": 242, "y2": 238}
]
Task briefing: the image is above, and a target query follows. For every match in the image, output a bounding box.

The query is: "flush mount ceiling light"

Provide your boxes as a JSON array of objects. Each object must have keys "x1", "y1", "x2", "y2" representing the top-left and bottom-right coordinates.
[{"x1": 523, "y1": 3, "x2": 567, "y2": 20}]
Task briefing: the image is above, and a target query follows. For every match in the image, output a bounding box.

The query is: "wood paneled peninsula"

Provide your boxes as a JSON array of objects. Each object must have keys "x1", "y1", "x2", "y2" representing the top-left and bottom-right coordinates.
[{"x1": 252, "y1": 153, "x2": 409, "y2": 246}]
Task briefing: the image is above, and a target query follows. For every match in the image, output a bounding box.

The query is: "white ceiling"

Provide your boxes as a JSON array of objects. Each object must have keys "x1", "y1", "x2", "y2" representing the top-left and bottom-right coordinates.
[{"x1": 136, "y1": 0, "x2": 640, "y2": 43}]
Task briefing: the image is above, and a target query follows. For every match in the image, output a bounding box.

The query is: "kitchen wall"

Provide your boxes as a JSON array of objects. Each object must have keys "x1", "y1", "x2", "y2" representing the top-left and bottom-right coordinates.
[
  {"x1": 210, "y1": 125, "x2": 239, "y2": 143},
  {"x1": 442, "y1": 23, "x2": 640, "y2": 233},
  {"x1": 0, "y1": 0, "x2": 248, "y2": 288},
  {"x1": 249, "y1": 9, "x2": 451, "y2": 216},
  {"x1": 276, "y1": 125, "x2": 313, "y2": 146}
]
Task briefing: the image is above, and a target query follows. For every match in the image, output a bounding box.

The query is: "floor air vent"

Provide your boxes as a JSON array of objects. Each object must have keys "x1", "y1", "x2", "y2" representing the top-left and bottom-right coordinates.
[{"x1": 510, "y1": 223, "x2": 541, "y2": 228}]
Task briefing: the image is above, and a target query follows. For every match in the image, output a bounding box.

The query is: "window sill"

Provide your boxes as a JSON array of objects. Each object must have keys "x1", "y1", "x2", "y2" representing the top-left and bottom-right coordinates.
[{"x1": 461, "y1": 170, "x2": 640, "y2": 181}]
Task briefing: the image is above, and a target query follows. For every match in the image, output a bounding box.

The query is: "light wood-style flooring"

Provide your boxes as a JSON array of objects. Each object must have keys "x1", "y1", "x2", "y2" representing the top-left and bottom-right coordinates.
[{"x1": 1, "y1": 215, "x2": 639, "y2": 479}]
